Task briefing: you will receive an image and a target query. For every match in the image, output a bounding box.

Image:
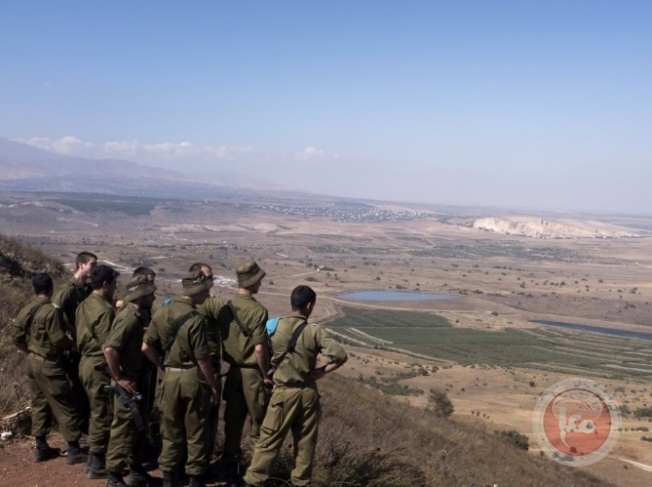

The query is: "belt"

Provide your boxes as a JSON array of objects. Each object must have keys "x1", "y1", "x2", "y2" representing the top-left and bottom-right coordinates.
[{"x1": 165, "y1": 366, "x2": 197, "y2": 372}]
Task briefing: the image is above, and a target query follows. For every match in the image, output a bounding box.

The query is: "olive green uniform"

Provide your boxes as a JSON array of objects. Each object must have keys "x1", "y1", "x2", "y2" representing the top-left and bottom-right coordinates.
[
  {"x1": 52, "y1": 276, "x2": 91, "y2": 429},
  {"x1": 144, "y1": 297, "x2": 213, "y2": 477},
  {"x1": 219, "y1": 293, "x2": 269, "y2": 463},
  {"x1": 244, "y1": 315, "x2": 347, "y2": 487},
  {"x1": 77, "y1": 292, "x2": 115, "y2": 454},
  {"x1": 105, "y1": 305, "x2": 151, "y2": 472},
  {"x1": 10, "y1": 297, "x2": 83, "y2": 443},
  {"x1": 196, "y1": 295, "x2": 225, "y2": 456}
]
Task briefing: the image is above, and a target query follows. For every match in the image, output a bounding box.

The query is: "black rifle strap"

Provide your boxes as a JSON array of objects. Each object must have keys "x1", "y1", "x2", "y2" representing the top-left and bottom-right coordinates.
[
  {"x1": 163, "y1": 310, "x2": 199, "y2": 352},
  {"x1": 227, "y1": 300, "x2": 250, "y2": 337},
  {"x1": 276, "y1": 319, "x2": 309, "y2": 365}
]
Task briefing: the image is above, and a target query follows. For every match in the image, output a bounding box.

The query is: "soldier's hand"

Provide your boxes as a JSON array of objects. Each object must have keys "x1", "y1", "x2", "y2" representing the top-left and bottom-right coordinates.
[
  {"x1": 117, "y1": 377, "x2": 138, "y2": 394},
  {"x1": 310, "y1": 367, "x2": 327, "y2": 381},
  {"x1": 210, "y1": 386, "x2": 219, "y2": 405},
  {"x1": 263, "y1": 377, "x2": 274, "y2": 389}
]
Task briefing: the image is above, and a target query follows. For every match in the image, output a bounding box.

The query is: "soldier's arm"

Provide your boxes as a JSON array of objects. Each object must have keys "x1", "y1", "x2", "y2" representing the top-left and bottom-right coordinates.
[
  {"x1": 9, "y1": 312, "x2": 29, "y2": 353},
  {"x1": 104, "y1": 346, "x2": 137, "y2": 393},
  {"x1": 309, "y1": 326, "x2": 348, "y2": 380},
  {"x1": 95, "y1": 308, "x2": 116, "y2": 345},
  {"x1": 142, "y1": 322, "x2": 164, "y2": 370},
  {"x1": 46, "y1": 307, "x2": 74, "y2": 349}
]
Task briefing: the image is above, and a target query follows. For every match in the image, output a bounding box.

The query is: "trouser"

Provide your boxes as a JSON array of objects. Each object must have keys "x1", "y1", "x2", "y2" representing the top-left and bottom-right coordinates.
[
  {"x1": 222, "y1": 364, "x2": 270, "y2": 462},
  {"x1": 61, "y1": 350, "x2": 90, "y2": 434},
  {"x1": 80, "y1": 356, "x2": 112, "y2": 454},
  {"x1": 105, "y1": 374, "x2": 150, "y2": 472},
  {"x1": 158, "y1": 367, "x2": 212, "y2": 476},
  {"x1": 26, "y1": 354, "x2": 83, "y2": 443},
  {"x1": 244, "y1": 384, "x2": 320, "y2": 487},
  {"x1": 207, "y1": 363, "x2": 221, "y2": 457}
]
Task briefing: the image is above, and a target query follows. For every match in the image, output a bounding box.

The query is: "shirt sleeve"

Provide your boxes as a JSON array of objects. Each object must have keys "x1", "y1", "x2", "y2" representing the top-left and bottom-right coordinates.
[
  {"x1": 315, "y1": 326, "x2": 347, "y2": 365},
  {"x1": 94, "y1": 307, "x2": 116, "y2": 345},
  {"x1": 44, "y1": 306, "x2": 73, "y2": 349},
  {"x1": 249, "y1": 307, "x2": 269, "y2": 346},
  {"x1": 105, "y1": 312, "x2": 134, "y2": 350},
  {"x1": 187, "y1": 316, "x2": 211, "y2": 361}
]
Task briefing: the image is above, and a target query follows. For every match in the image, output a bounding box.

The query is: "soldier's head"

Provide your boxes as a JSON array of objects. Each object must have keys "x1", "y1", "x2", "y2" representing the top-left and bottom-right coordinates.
[
  {"x1": 181, "y1": 269, "x2": 213, "y2": 305},
  {"x1": 89, "y1": 264, "x2": 120, "y2": 302},
  {"x1": 32, "y1": 273, "x2": 54, "y2": 297},
  {"x1": 189, "y1": 262, "x2": 213, "y2": 281},
  {"x1": 133, "y1": 266, "x2": 156, "y2": 283},
  {"x1": 123, "y1": 275, "x2": 157, "y2": 310},
  {"x1": 75, "y1": 251, "x2": 98, "y2": 278},
  {"x1": 291, "y1": 285, "x2": 317, "y2": 318},
  {"x1": 236, "y1": 259, "x2": 265, "y2": 293}
]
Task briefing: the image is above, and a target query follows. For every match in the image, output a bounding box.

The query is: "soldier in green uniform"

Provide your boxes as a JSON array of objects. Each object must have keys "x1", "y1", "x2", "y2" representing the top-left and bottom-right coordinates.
[
  {"x1": 141, "y1": 270, "x2": 220, "y2": 487},
  {"x1": 219, "y1": 259, "x2": 272, "y2": 487},
  {"x1": 189, "y1": 262, "x2": 224, "y2": 461},
  {"x1": 52, "y1": 251, "x2": 97, "y2": 434},
  {"x1": 104, "y1": 276, "x2": 157, "y2": 487},
  {"x1": 77, "y1": 264, "x2": 120, "y2": 478},
  {"x1": 10, "y1": 273, "x2": 87, "y2": 465},
  {"x1": 243, "y1": 285, "x2": 348, "y2": 487}
]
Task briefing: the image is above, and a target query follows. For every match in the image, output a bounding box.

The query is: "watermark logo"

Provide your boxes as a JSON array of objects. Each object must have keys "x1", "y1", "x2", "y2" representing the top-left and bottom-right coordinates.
[{"x1": 532, "y1": 378, "x2": 621, "y2": 467}]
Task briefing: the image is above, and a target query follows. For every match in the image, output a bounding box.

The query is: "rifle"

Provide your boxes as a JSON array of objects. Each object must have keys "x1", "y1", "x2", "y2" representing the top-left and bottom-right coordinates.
[{"x1": 103, "y1": 384, "x2": 146, "y2": 431}]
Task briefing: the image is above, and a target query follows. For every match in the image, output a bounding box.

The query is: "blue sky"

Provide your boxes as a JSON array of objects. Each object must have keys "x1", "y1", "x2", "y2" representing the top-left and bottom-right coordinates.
[{"x1": 1, "y1": 1, "x2": 651, "y2": 213}]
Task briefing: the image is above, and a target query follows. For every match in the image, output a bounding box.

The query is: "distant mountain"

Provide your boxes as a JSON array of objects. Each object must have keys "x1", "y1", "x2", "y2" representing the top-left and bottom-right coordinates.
[{"x1": 0, "y1": 137, "x2": 237, "y2": 198}]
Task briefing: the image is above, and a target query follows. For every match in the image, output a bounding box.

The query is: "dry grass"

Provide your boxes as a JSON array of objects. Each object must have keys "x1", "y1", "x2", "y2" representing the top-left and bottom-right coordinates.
[{"x1": 260, "y1": 374, "x2": 614, "y2": 487}]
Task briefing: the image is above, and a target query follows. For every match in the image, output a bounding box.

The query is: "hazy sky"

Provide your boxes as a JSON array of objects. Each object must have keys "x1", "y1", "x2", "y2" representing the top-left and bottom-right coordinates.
[{"x1": 1, "y1": 1, "x2": 651, "y2": 214}]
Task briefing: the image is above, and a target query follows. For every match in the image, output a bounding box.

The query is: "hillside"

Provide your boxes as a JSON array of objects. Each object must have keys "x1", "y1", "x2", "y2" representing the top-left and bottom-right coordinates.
[
  {"x1": 471, "y1": 216, "x2": 640, "y2": 239},
  {"x1": 0, "y1": 234, "x2": 616, "y2": 486}
]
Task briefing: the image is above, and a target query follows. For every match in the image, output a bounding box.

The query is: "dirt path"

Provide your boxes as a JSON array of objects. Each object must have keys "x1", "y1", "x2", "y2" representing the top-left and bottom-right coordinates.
[{"x1": 0, "y1": 434, "x2": 227, "y2": 487}]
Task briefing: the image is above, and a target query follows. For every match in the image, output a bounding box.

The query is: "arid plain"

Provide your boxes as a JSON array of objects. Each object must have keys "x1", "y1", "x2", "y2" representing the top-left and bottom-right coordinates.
[{"x1": 2, "y1": 191, "x2": 652, "y2": 486}]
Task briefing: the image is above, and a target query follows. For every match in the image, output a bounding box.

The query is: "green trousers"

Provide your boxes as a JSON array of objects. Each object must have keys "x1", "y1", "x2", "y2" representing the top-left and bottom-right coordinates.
[
  {"x1": 222, "y1": 365, "x2": 270, "y2": 462},
  {"x1": 79, "y1": 355, "x2": 112, "y2": 454},
  {"x1": 105, "y1": 374, "x2": 151, "y2": 472},
  {"x1": 26, "y1": 354, "x2": 83, "y2": 443},
  {"x1": 243, "y1": 384, "x2": 320, "y2": 487},
  {"x1": 158, "y1": 367, "x2": 212, "y2": 476}
]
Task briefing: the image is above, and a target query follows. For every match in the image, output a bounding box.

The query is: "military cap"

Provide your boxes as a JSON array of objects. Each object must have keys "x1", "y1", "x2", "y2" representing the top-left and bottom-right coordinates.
[
  {"x1": 236, "y1": 259, "x2": 265, "y2": 288},
  {"x1": 122, "y1": 275, "x2": 157, "y2": 304},
  {"x1": 182, "y1": 269, "x2": 214, "y2": 296}
]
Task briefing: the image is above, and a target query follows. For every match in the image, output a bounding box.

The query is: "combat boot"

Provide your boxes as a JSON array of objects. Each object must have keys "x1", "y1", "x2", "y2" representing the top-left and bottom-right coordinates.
[
  {"x1": 107, "y1": 471, "x2": 129, "y2": 487},
  {"x1": 162, "y1": 471, "x2": 175, "y2": 487},
  {"x1": 82, "y1": 452, "x2": 92, "y2": 474},
  {"x1": 66, "y1": 441, "x2": 88, "y2": 465},
  {"x1": 126, "y1": 463, "x2": 152, "y2": 486},
  {"x1": 188, "y1": 475, "x2": 206, "y2": 487},
  {"x1": 224, "y1": 462, "x2": 241, "y2": 487},
  {"x1": 88, "y1": 452, "x2": 108, "y2": 479},
  {"x1": 34, "y1": 437, "x2": 60, "y2": 463}
]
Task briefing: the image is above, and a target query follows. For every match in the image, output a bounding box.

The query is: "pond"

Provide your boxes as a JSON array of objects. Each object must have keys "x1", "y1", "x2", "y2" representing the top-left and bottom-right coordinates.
[
  {"x1": 337, "y1": 290, "x2": 456, "y2": 302},
  {"x1": 533, "y1": 320, "x2": 652, "y2": 341}
]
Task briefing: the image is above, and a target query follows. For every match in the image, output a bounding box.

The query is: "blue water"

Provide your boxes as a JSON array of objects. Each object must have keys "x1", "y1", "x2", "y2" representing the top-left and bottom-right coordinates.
[
  {"x1": 338, "y1": 290, "x2": 455, "y2": 302},
  {"x1": 533, "y1": 320, "x2": 652, "y2": 341}
]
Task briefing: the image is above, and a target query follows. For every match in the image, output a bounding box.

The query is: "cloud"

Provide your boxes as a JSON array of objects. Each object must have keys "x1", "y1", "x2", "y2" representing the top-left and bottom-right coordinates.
[
  {"x1": 294, "y1": 146, "x2": 326, "y2": 161},
  {"x1": 16, "y1": 137, "x2": 340, "y2": 172}
]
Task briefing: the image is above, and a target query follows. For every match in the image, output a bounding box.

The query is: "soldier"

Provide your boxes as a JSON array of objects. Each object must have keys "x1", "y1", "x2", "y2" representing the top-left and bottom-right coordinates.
[
  {"x1": 53, "y1": 251, "x2": 97, "y2": 335},
  {"x1": 104, "y1": 276, "x2": 157, "y2": 487},
  {"x1": 141, "y1": 269, "x2": 220, "y2": 487},
  {"x1": 53, "y1": 251, "x2": 97, "y2": 433},
  {"x1": 189, "y1": 262, "x2": 224, "y2": 461},
  {"x1": 243, "y1": 285, "x2": 348, "y2": 487},
  {"x1": 218, "y1": 259, "x2": 271, "y2": 487},
  {"x1": 77, "y1": 264, "x2": 120, "y2": 478},
  {"x1": 9, "y1": 273, "x2": 87, "y2": 464}
]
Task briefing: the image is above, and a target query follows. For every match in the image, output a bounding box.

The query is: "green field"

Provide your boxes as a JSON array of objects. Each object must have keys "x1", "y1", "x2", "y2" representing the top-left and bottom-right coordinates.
[{"x1": 327, "y1": 307, "x2": 652, "y2": 380}]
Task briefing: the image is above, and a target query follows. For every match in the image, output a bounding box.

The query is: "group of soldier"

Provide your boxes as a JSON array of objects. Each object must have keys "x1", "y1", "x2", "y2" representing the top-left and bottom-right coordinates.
[{"x1": 11, "y1": 251, "x2": 348, "y2": 487}]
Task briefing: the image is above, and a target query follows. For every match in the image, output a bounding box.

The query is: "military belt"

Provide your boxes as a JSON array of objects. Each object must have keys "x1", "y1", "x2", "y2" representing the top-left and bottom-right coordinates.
[{"x1": 165, "y1": 365, "x2": 197, "y2": 372}]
